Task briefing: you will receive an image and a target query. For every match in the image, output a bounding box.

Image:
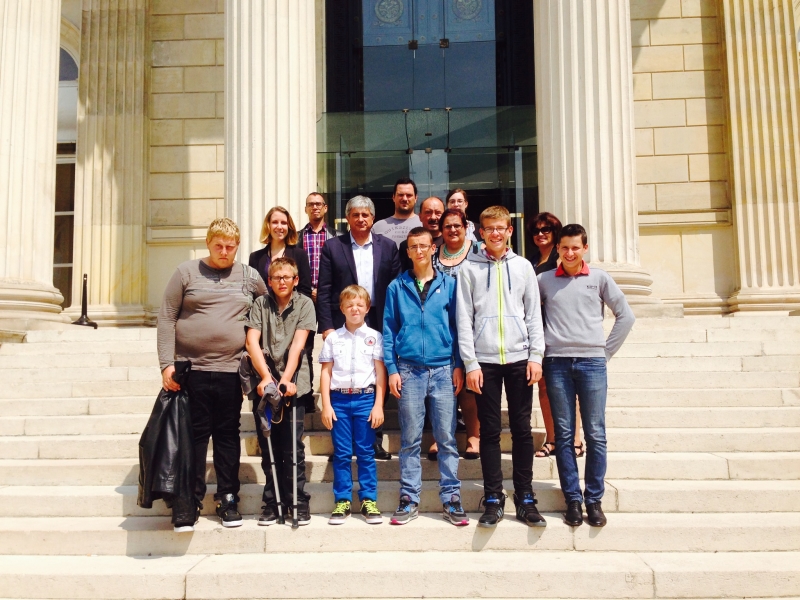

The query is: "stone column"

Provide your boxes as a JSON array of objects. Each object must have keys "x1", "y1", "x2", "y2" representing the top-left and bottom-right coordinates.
[
  {"x1": 0, "y1": 0, "x2": 65, "y2": 324},
  {"x1": 70, "y1": 0, "x2": 148, "y2": 325},
  {"x1": 226, "y1": 0, "x2": 317, "y2": 256},
  {"x1": 722, "y1": 0, "x2": 800, "y2": 312},
  {"x1": 534, "y1": 0, "x2": 678, "y2": 316}
]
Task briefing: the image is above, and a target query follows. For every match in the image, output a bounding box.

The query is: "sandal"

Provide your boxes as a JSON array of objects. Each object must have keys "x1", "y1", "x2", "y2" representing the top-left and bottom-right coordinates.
[
  {"x1": 574, "y1": 442, "x2": 585, "y2": 458},
  {"x1": 535, "y1": 442, "x2": 556, "y2": 458}
]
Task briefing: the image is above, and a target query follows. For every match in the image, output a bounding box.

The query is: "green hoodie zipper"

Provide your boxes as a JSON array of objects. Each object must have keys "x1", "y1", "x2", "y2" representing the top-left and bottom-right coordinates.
[{"x1": 496, "y1": 261, "x2": 506, "y2": 364}]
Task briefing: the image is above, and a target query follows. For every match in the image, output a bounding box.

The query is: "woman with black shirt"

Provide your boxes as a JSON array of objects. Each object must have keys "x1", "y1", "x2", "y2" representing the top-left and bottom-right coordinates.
[
  {"x1": 529, "y1": 212, "x2": 585, "y2": 458},
  {"x1": 249, "y1": 206, "x2": 312, "y2": 298}
]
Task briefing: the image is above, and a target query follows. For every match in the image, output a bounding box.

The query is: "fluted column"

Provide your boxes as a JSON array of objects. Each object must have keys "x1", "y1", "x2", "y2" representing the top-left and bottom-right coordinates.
[
  {"x1": 226, "y1": 0, "x2": 317, "y2": 256},
  {"x1": 722, "y1": 0, "x2": 800, "y2": 312},
  {"x1": 534, "y1": 0, "x2": 675, "y2": 315},
  {"x1": 70, "y1": 0, "x2": 148, "y2": 325},
  {"x1": 0, "y1": 0, "x2": 65, "y2": 323}
]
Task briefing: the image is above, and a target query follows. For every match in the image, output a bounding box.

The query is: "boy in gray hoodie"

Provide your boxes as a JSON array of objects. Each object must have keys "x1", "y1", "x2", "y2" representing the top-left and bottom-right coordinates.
[
  {"x1": 537, "y1": 223, "x2": 635, "y2": 528},
  {"x1": 456, "y1": 206, "x2": 546, "y2": 528}
]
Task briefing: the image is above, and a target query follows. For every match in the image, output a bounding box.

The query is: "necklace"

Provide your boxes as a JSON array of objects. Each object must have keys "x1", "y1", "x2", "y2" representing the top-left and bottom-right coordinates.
[{"x1": 442, "y1": 240, "x2": 468, "y2": 259}]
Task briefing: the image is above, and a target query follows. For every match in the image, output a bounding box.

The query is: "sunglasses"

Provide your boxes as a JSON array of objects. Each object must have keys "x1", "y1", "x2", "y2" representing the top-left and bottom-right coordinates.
[{"x1": 532, "y1": 226, "x2": 554, "y2": 235}]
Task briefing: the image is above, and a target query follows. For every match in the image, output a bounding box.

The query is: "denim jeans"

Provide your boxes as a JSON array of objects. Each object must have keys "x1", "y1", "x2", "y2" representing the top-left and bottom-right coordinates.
[
  {"x1": 397, "y1": 363, "x2": 461, "y2": 504},
  {"x1": 253, "y1": 398, "x2": 309, "y2": 509},
  {"x1": 476, "y1": 360, "x2": 534, "y2": 496},
  {"x1": 186, "y1": 371, "x2": 243, "y2": 503},
  {"x1": 330, "y1": 391, "x2": 378, "y2": 502},
  {"x1": 544, "y1": 357, "x2": 608, "y2": 504}
]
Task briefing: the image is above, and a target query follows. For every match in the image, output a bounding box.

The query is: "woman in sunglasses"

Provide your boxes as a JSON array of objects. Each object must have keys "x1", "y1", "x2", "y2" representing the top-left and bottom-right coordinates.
[{"x1": 528, "y1": 212, "x2": 585, "y2": 459}]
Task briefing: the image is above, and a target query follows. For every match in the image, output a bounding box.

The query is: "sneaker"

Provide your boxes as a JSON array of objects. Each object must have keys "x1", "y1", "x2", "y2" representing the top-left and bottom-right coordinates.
[
  {"x1": 173, "y1": 507, "x2": 199, "y2": 533},
  {"x1": 215, "y1": 493, "x2": 243, "y2": 528},
  {"x1": 390, "y1": 495, "x2": 419, "y2": 525},
  {"x1": 442, "y1": 495, "x2": 469, "y2": 526},
  {"x1": 257, "y1": 504, "x2": 282, "y2": 526},
  {"x1": 514, "y1": 492, "x2": 547, "y2": 527},
  {"x1": 585, "y1": 501, "x2": 607, "y2": 527},
  {"x1": 478, "y1": 493, "x2": 505, "y2": 528},
  {"x1": 328, "y1": 500, "x2": 351, "y2": 525},
  {"x1": 564, "y1": 500, "x2": 583, "y2": 526},
  {"x1": 296, "y1": 503, "x2": 311, "y2": 526},
  {"x1": 360, "y1": 499, "x2": 382, "y2": 524}
]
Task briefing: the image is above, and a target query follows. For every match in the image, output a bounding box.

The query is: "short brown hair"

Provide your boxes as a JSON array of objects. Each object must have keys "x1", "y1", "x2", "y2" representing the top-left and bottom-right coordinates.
[
  {"x1": 339, "y1": 285, "x2": 371, "y2": 308},
  {"x1": 407, "y1": 226, "x2": 433, "y2": 243},
  {"x1": 479, "y1": 205, "x2": 511, "y2": 228},
  {"x1": 446, "y1": 188, "x2": 468, "y2": 206},
  {"x1": 260, "y1": 206, "x2": 299, "y2": 246},
  {"x1": 267, "y1": 257, "x2": 299, "y2": 278},
  {"x1": 206, "y1": 218, "x2": 240, "y2": 243}
]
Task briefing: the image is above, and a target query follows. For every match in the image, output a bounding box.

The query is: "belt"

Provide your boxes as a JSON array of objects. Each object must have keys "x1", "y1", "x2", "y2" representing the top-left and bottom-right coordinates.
[{"x1": 332, "y1": 387, "x2": 375, "y2": 394}]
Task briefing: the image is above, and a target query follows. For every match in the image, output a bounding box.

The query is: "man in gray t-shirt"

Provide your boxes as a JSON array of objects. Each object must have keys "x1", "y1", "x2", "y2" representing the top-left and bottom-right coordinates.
[{"x1": 372, "y1": 177, "x2": 422, "y2": 247}]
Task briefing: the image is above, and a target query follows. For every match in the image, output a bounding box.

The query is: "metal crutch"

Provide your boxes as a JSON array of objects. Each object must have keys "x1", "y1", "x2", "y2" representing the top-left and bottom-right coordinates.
[
  {"x1": 264, "y1": 432, "x2": 285, "y2": 525},
  {"x1": 279, "y1": 383, "x2": 299, "y2": 529}
]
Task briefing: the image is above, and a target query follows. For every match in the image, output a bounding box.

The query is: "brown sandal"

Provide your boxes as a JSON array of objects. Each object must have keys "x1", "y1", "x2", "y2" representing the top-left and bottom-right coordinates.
[{"x1": 535, "y1": 442, "x2": 556, "y2": 458}]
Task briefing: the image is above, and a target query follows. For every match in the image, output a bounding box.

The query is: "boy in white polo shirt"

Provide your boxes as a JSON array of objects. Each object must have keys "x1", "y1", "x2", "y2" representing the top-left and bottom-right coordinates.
[{"x1": 319, "y1": 285, "x2": 386, "y2": 525}]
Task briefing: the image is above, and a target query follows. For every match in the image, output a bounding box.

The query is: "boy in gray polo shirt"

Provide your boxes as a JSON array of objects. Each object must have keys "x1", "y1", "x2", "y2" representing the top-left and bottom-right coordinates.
[
  {"x1": 245, "y1": 257, "x2": 317, "y2": 525},
  {"x1": 537, "y1": 223, "x2": 635, "y2": 528}
]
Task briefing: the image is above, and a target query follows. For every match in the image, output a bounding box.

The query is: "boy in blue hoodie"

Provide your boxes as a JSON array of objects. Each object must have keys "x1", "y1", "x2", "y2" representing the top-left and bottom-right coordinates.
[
  {"x1": 456, "y1": 206, "x2": 546, "y2": 528},
  {"x1": 383, "y1": 227, "x2": 467, "y2": 526}
]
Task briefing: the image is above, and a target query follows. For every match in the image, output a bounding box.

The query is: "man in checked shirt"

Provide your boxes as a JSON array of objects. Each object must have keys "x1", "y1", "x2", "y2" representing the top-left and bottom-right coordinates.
[{"x1": 299, "y1": 192, "x2": 334, "y2": 412}]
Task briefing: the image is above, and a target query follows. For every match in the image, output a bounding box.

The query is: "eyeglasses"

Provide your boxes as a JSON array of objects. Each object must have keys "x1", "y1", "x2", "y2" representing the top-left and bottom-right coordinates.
[
  {"x1": 448, "y1": 199, "x2": 466, "y2": 205},
  {"x1": 270, "y1": 275, "x2": 297, "y2": 283},
  {"x1": 482, "y1": 226, "x2": 509, "y2": 234},
  {"x1": 408, "y1": 244, "x2": 432, "y2": 252},
  {"x1": 532, "y1": 226, "x2": 553, "y2": 235},
  {"x1": 443, "y1": 224, "x2": 463, "y2": 230},
  {"x1": 306, "y1": 202, "x2": 326, "y2": 208}
]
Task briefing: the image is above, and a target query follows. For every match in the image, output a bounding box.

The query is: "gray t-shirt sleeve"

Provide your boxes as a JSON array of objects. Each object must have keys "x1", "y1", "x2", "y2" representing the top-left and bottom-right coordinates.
[
  {"x1": 601, "y1": 272, "x2": 636, "y2": 359},
  {"x1": 246, "y1": 295, "x2": 266, "y2": 331},
  {"x1": 297, "y1": 297, "x2": 317, "y2": 332},
  {"x1": 157, "y1": 266, "x2": 186, "y2": 372}
]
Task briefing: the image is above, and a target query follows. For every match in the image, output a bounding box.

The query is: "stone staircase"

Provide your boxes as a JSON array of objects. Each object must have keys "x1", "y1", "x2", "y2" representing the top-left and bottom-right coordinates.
[{"x1": 0, "y1": 317, "x2": 798, "y2": 599}]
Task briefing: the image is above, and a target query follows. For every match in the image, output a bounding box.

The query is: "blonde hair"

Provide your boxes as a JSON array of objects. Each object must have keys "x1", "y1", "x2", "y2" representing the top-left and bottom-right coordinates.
[
  {"x1": 267, "y1": 257, "x2": 299, "y2": 278},
  {"x1": 259, "y1": 206, "x2": 299, "y2": 246},
  {"x1": 479, "y1": 205, "x2": 512, "y2": 228},
  {"x1": 339, "y1": 285, "x2": 371, "y2": 308},
  {"x1": 206, "y1": 218, "x2": 240, "y2": 243}
]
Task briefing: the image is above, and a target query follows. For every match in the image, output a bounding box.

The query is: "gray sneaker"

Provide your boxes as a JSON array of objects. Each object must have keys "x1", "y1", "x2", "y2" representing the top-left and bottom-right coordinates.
[
  {"x1": 390, "y1": 494, "x2": 419, "y2": 525},
  {"x1": 442, "y1": 495, "x2": 469, "y2": 526}
]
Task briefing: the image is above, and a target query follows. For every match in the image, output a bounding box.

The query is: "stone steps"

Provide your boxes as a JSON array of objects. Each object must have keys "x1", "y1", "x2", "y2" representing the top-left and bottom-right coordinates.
[
  {"x1": 2, "y1": 479, "x2": 798, "y2": 517},
  {"x1": 1, "y1": 452, "x2": 796, "y2": 486},
  {"x1": 1, "y1": 512, "x2": 799, "y2": 556},
  {"x1": 3, "y1": 405, "x2": 799, "y2": 437},
  {"x1": 1, "y1": 551, "x2": 798, "y2": 599}
]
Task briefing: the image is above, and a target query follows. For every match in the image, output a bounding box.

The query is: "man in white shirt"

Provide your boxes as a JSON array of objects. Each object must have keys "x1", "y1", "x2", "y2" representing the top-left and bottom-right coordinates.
[{"x1": 372, "y1": 178, "x2": 422, "y2": 247}]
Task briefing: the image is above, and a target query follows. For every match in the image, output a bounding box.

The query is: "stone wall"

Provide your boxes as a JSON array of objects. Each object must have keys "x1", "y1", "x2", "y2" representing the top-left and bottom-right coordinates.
[
  {"x1": 146, "y1": 0, "x2": 225, "y2": 314},
  {"x1": 631, "y1": 0, "x2": 737, "y2": 313}
]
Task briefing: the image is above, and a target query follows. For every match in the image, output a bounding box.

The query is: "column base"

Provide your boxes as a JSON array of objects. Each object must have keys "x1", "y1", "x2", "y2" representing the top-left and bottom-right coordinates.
[
  {"x1": 728, "y1": 288, "x2": 800, "y2": 314},
  {"x1": 590, "y1": 262, "x2": 685, "y2": 318},
  {"x1": 0, "y1": 280, "x2": 68, "y2": 324},
  {"x1": 62, "y1": 304, "x2": 148, "y2": 327}
]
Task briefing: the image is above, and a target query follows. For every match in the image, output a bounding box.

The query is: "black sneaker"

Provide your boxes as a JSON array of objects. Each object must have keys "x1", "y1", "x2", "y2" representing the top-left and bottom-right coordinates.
[
  {"x1": 328, "y1": 500, "x2": 351, "y2": 525},
  {"x1": 296, "y1": 503, "x2": 311, "y2": 526},
  {"x1": 442, "y1": 495, "x2": 469, "y2": 526},
  {"x1": 390, "y1": 495, "x2": 419, "y2": 525},
  {"x1": 360, "y1": 499, "x2": 382, "y2": 524},
  {"x1": 173, "y1": 507, "x2": 200, "y2": 533},
  {"x1": 258, "y1": 504, "x2": 282, "y2": 526},
  {"x1": 564, "y1": 500, "x2": 583, "y2": 526},
  {"x1": 478, "y1": 493, "x2": 505, "y2": 528},
  {"x1": 586, "y1": 502, "x2": 607, "y2": 527},
  {"x1": 514, "y1": 492, "x2": 547, "y2": 527},
  {"x1": 215, "y1": 493, "x2": 243, "y2": 528}
]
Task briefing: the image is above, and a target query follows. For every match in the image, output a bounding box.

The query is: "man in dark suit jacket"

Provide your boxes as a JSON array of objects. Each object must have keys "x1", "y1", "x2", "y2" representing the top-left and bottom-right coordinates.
[
  {"x1": 317, "y1": 196, "x2": 401, "y2": 335},
  {"x1": 317, "y1": 195, "x2": 400, "y2": 461}
]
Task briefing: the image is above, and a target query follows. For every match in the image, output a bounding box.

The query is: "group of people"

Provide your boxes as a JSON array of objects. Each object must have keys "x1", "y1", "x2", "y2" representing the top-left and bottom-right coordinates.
[{"x1": 156, "y1": 177, "x2": 635, "y2": 533}]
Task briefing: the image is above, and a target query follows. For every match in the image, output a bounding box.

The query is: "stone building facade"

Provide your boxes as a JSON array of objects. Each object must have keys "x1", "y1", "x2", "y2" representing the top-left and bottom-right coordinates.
[{"x1": 0, "y1": 0, "x2": 798, "y2": 327}]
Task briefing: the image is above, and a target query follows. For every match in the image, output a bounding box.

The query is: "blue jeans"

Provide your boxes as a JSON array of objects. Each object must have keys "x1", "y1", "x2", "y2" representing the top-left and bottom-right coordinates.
[
  {"x1": 330, "y1": 391, "x2": 378, "y2": 502},
  {"x1": 544, "y1": 357, "x2": 608, "y2": 505},
  {"x1": 397, "y1": 363, "x2": 461, "y2": 504}
]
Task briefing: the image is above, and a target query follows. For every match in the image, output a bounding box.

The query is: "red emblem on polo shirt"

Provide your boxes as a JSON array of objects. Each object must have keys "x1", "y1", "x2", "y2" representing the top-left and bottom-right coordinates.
[{"x1": 365, "y1": 336, "x2": 376, "y2": 346}]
